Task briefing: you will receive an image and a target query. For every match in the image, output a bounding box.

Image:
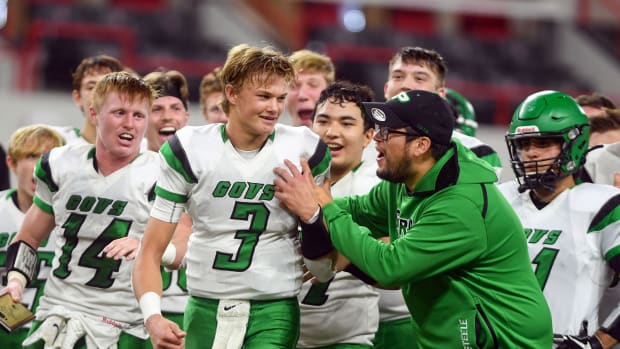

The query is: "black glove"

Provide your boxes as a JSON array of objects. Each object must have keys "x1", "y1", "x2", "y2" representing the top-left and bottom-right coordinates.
[{"x1": 554, "y1": 334, "x2": 603, "y2": 349}]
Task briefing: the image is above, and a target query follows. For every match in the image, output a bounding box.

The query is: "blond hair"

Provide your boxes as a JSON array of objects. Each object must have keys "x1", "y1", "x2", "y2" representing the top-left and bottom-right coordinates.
[
  {"x1": 199, "y1": 66, "x2": 223, "y2": 112},
  {"x1": 289, "y1": 49, "x2": 335, "y2": 83},
  {"x1": 220, "y1": 44, "x2": 295, "y2": 114},
  {"x1": 8, "y1": 124, "x2": 65, "y2": 161}
]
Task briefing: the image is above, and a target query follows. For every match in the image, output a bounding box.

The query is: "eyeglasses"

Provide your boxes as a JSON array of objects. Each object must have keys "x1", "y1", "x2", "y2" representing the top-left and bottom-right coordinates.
[{"x1": 374, "y1": 127, "x2": 421, "y2": 142}]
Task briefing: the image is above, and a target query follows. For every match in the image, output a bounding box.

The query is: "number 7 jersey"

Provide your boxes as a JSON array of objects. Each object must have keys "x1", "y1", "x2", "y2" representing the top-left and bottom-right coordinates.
[
  {"x1": 151, "y1": 124, "x2": 331, "y2": 301},
  {"x1": 498, "y1": 181, "x2": 620, "y2": 336},
  {"x1": 33, "y1": 143, "x2": 159, "y2": 325}
]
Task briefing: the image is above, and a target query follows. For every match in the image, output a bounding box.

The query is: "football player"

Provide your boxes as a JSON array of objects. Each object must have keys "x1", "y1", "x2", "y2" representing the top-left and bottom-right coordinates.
[
  {"x1": 287, "y1": 50, "x2": 335, "y2": 127},
  {"x1": 0, "y1": 125, "x2": 64, "y2": 347},
  {"x1": 133, "y1": 44, "x2": 332, "y2": 349},
  {"x1": 499, "y1": 90, "x2": 620, "y2": 348},
  {"x1": 2, "y1": 71, "x2": 158, "y2": 348},
  {"x1": 297, "y1": 81, "x2": 380, "y2": 349}
]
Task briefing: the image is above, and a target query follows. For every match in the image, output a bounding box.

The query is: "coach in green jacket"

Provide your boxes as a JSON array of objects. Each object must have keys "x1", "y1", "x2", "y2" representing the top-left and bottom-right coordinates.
[{"x1": 274, "y1": 90, "x2": 552, "y2": 348}]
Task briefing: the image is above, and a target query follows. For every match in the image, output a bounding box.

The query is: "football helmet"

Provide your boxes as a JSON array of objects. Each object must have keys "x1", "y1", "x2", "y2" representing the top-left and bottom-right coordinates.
[
  {"x1": 445, "y1": 88, "x2": 478, "y2": 137},
  {"x1": 506, "y1": 90, "x2": 590, "y2": 192}
]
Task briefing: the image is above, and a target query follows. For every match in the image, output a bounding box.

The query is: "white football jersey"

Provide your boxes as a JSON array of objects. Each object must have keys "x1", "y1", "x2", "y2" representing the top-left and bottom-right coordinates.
[
  {"x1": 34, "y1": 143, "x2": 159, "y2": 325},
  {"x1": 298, "y1": 160, "x2": 380, "y2": 347},
  {"x1": 0, "y1": 189, "x2": 58, "y2": 329},
  {"x1": 152, "y1": 124, "x2": 331, "y2": 300},
  {"x1": 499, "y1": 180, "x2": 620, "y2": 336}
]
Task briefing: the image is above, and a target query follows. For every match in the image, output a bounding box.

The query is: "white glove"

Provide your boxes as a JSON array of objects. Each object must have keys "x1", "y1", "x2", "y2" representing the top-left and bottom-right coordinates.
[
  {"x1": 22, "y1": 315, "x2": 66, "y2": 348},
  {"x1": 303, "y1": 257, "x2": 335, "y2": 283},
  {"x1": 60, "y1": 318, "x2": 86, "y2": 349}
]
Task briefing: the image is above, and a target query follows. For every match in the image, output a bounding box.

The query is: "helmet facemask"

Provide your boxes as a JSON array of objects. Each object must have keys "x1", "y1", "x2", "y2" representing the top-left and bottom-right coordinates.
[{"x1": 506, "y1": 125, "x2": 588, "y2": 193}]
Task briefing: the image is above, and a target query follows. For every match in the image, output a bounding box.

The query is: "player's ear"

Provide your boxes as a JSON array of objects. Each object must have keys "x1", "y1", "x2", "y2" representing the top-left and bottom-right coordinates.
[
  {"x1": 6, "y1": 155, "x2": 16, "y2": 172},
  {"x1": 362, "y1": 127, "x2": 373, "y2": 148},
  {"x1": 72, "y1": 89, "x2": 82, "y2": 108},
  {"x1": 225, "y1": 84, "x2": 237, "y2": 106},
  {"x1": 88, "y1": 105, "x2": 98, "y2": 126}
]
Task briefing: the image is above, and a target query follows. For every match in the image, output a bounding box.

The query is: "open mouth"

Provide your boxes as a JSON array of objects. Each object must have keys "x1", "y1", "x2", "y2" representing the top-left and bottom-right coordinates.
[
  {"x1": 119, "y1": 133, "x2": 134, "y2": 141},
  {"x1": 298, "y1": 109, "x2": 313, "y2": 122},
  {"x1": 327, "y1": 144, "x2": 343, "y2": 154},
  {"x1": 159, "y1": 126, "x2": 177, "y2": 137}
]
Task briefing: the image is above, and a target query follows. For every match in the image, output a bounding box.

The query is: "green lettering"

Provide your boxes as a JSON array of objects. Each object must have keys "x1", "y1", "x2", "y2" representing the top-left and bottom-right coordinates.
[
  {"x1": 543, "y1": 230, "x2": 561, "y2": 245},
  {"x1": 524, "y1": 228, "x2": 533, "y2": 240},
  {"x1": 0, "y1": 233, "x2": 9, "y2": 247},
  {"x1": 79, "y1": 196, "x2": 96, "y2": 212},
  {"x1": 244, "y1": 182, "x2": 264, "y2": 200},
  {"x1": 228, "y1": 182, "x2": 246, "y2": 199},
  {"x1": 529, "y1": 229, "x2": 548, "y2": 243},
  {"x1": 108, "y1": 200, "x2": 127, "y2": 216},
  {"x1": 93, "y1": 198, "x2": 113, "y2": 214},
  {"x1": 66, "y1": 195, "x2": 82, "y2": 210},
  {"x1": 212, "y1": 181, "x2": 230, "y2": 198},
  {"x1": 259, "y1": 184, "x2": 275, "y2": 201}
]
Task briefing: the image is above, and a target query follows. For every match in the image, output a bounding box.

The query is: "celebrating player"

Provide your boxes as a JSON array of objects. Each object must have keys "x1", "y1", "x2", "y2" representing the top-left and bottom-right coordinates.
[
  {"x1": 297, "y1": 81, "x2": 380, "y2": 349},
  {"x1": 133, "y1": 44, "x2": 331, "y2": 349},
  {"x1": 2, "y1": 71, "x2": 157, "y2": 348}
]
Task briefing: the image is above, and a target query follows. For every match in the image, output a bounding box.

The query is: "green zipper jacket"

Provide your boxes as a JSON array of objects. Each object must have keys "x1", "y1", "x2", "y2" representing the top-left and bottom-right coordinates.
[{"x1": 324, "y1": 141, "x2": 552, "y2": 348}]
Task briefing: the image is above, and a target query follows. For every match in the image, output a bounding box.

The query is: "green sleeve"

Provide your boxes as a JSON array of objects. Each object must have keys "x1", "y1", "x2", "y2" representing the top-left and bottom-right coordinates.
[
  {"x1": 480, "y1": 152, "x2": 502, "y2": 170},
  {"x1": 333, "y1": 181, "x2": 391, "y2": 238},
  {"x1": 326, "y1": 192, "x2": 486, "y2": 286}
]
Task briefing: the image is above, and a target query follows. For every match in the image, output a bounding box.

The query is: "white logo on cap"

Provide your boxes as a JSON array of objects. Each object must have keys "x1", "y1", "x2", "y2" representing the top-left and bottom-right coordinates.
[{"x1": 371, "y1": 108, "x2": 386, "y2": 122}]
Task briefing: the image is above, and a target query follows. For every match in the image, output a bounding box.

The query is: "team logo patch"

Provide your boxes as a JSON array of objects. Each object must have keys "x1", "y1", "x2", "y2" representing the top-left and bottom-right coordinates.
[
  {"x1": 515, "y1": 125, "x2": 539, "y2": 134},
  {"x1": 371, "y1": 108, "x2": 386, "y2": 122}
]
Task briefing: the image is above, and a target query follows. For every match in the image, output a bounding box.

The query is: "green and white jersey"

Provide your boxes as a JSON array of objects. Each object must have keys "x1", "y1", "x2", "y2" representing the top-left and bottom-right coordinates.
[
  {"x1": 499, "y1": 181, "x2": 620, "y2": 336},
  {"x1": 152, "y1": 124, "x2": 331, "y2": 301},
  {"x1": 33, "y1": 143, "x2": 159, "y2": 325},
  {"x1": 298, "y1": 160, "x2": 380, "y2": 348},
  {"x1": 0, "y1": 189, "x2": 57, "y2": 328}
]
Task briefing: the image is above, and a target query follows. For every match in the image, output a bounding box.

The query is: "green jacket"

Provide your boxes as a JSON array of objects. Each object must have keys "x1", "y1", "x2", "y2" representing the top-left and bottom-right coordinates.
[{"x1": 325, "y1": 141, "x2": 552, "y2": 348}]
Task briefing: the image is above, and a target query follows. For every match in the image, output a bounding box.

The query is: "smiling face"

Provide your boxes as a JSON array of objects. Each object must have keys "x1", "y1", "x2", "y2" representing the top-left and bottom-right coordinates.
[
  {"x1": 384, "y1": 58, "x2": 444, "y2": 100},
  {"x1": 287, "y1": 71, "x2": 329, "y2": 127},
  {"x1": 312, "y1": 98, "x2": 372, "y2": 181},
  {"x1": 226, "y1": 74, "x2": 288, "y2": 149},
  {"x1": 91, "y1": 91, "x2": 149, "y2": 162},
  {"x1": 146, "y1": 96, "x2": 189, "y2": 151}
]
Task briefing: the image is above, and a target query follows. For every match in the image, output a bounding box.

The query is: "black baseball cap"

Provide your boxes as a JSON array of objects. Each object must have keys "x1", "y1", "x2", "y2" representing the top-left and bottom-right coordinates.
[{"x1": 363, "y1": 90, "x2": 455, "y2": 145}]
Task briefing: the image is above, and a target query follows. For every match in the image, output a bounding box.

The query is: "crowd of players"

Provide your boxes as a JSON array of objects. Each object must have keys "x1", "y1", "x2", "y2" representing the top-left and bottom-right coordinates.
[{"x1": 0, "y1": 43, "x2": 618, "y2": 349}]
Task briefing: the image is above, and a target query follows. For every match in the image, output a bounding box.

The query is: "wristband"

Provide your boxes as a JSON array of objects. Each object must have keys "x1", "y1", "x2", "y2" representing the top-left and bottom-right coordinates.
[
  {"x1": 139, "y1": 292, "x2": 162, "y2": 323},
  {"x1": 161, "y1": 244, "x2": 176, "y2": 267},
  {"x1": 7, "y1": 271, "x2": 27, "y2": 290},
  {"x1": 6, "y1": 240, "x2": 38, "y2": 285},
  {"x1": 300, "y1": 208, "x2": 334, "y2": 259}
]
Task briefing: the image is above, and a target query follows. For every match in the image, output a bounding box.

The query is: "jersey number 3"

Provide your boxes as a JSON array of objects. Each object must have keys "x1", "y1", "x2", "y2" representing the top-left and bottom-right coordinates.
[{"x1": 213, "y1": 202, "x2": 270, "y2": 272}]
